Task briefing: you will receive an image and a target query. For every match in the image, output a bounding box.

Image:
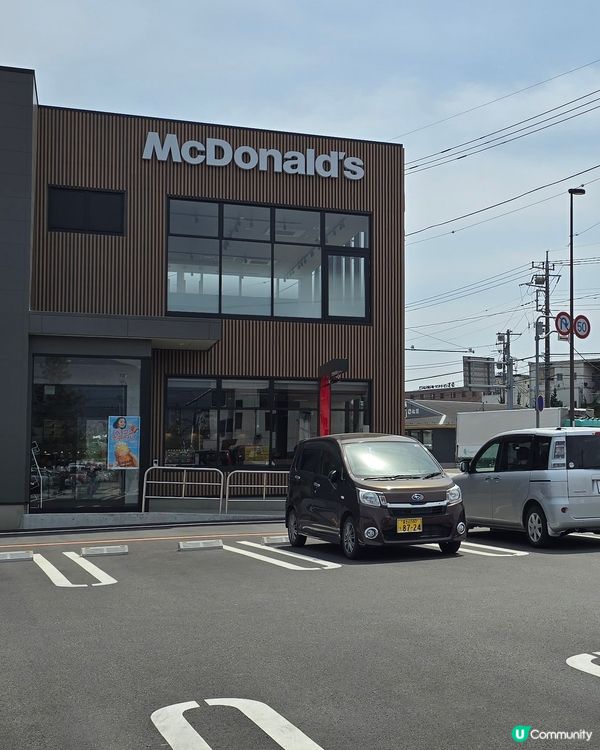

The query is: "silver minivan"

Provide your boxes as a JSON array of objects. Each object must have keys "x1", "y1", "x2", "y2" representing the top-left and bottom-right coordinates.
[{"x1": 455, "y1": 427, "x2": 600, "y2": 546}]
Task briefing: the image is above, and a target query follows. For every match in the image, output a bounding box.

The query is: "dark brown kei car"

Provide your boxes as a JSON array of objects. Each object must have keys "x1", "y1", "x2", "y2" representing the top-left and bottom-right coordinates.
[{"x1": 286, "y1": 433, "x2": 466, "y2": 559}]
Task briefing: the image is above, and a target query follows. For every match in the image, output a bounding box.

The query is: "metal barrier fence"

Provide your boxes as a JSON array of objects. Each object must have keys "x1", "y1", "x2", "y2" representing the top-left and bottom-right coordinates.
[
  {"x1": 141, "y1": 467, "x2": 290, "y2": 515},
  {"x1": 142, "y1": 466, "x2": 225, "y2": 513},
  {"x1": 224, "y1": 470, "x2": 289, "y2": 514}
]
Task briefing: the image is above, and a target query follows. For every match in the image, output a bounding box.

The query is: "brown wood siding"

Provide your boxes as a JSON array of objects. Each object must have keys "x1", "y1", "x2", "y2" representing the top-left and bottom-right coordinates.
[{"x1": 32, "y1": 107, "x2": 405, "y2": 450}]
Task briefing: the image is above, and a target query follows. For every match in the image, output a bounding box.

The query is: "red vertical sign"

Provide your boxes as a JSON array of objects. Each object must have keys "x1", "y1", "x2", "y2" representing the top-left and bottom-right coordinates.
[{"x1": 319, "y1": 376, "x2": 331, "y2": 436}]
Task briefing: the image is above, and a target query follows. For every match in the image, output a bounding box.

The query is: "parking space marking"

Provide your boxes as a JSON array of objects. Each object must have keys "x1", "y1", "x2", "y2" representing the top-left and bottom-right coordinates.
[
  {"x1": 566, "y1": 652, "x2": 600, "y2": 678},
  {"x1": 569, "y1": 533, "x2": 600, "y2": 540},
  {"x1": 239, "y1": 541, "x2": 342, "y2": 570},
  {"x1": 63, "y1": 551, "x2": 118, "y2": 586},
  {"x1": 32, "y1": 553, "x2": 87, "y2": 588},
  {"x1": 422, "y1": 541, "x2": 528, "y2": 557},
  {"x1": 151, "y1": 698, "x2": 325, "y2": 750},
  {"x1": 222, "y1": 544, "x2": 321, "y2": 570}
]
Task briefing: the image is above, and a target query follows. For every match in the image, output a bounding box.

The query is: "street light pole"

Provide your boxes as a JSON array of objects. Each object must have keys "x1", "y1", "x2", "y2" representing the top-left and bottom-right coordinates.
[{"x1": 568, "y1": 187, "x2": 585, "y2": 426}]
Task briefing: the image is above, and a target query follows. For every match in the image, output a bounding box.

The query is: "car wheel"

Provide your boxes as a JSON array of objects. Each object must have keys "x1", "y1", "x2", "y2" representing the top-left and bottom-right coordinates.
[
  {"x1": 341, "y1": 516, "x2": 361, "y2": 560},
  {"x1": 287, "y1": 509, "x2": 306, "y2": 547},
  {"x1": 525, "y1": 504, "x2": 551, "y2": 547},
  {"x1": 439, "y1": 540, "x2": 461, "y2": 554}
]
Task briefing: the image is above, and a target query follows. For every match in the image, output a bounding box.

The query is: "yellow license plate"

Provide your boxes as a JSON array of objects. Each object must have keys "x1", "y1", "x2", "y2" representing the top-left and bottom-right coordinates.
[{"x1": 397, "y1": 518, "x2": 423, "y2": 533}]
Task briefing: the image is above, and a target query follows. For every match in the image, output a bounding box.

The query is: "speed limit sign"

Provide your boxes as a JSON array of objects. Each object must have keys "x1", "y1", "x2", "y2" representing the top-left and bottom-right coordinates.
[{"x1": 574, "y1": 314, "x2": 591, "y2": 339}]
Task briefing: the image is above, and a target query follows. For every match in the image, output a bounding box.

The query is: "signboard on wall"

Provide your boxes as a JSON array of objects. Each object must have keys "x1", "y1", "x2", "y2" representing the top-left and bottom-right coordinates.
[
  {"x1": 463, "y1": 356, "x2": 495, "y2": 388},
  {"x1": 107, "y1": 416, "x2": 140, "y2": 469}
]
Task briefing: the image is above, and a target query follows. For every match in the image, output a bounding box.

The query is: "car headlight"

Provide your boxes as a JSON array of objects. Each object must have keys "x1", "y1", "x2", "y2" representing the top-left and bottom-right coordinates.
[
  {"x1": 358, "y1": 489, "x2": 387, "y2": 506},
  {"x1": 446, "y1": 485, "x2": 462, "y2": 505}
]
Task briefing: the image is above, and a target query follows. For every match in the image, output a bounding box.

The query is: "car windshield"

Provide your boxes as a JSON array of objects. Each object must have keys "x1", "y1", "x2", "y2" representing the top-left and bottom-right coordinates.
[{"x1": 343, "y1": 440, "x2": 441, "y2": 479}]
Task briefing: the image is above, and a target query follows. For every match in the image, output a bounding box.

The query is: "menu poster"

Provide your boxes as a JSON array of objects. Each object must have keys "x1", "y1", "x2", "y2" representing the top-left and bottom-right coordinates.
[{"x1": 107, "y1": 416, "x2": 140, "y2": 469}]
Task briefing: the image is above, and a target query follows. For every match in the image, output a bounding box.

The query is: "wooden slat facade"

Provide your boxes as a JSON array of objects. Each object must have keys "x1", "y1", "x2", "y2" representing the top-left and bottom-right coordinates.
[{"x1": 32, "y1": 106, "x2": 405, "y2": 461}]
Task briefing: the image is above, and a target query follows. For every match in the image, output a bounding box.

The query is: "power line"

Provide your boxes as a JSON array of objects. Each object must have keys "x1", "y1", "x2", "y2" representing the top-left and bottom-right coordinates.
[
  {"x1": 406, "y1": 89, "x2": 600, "y2": 166},
  {"x1": 406, "y1": 164, "x2": 600, "y2": 237},
  {"x1": 390, "y1": 57, "x2": 600, "y2": 139},
  {"x1": 407, "y1": 101, "x2": 600, "y2": 175}
]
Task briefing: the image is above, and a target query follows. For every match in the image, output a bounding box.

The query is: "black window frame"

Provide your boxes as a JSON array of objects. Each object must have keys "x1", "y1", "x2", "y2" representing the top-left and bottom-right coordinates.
[
  {"x1": 166, "y1": 197, "x2": 372, "y2": 324},
  {"x1": 163, "y1": 375, "x2": 372, "y2": 469},
  {"x1": 47, "y1": 186, "x2": 126, "y2": 236}
]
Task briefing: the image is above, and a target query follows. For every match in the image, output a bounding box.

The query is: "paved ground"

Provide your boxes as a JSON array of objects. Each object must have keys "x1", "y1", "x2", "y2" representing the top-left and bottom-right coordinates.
[{"x1": 1, "y1": 523, "x2": 599, "y2": 749}]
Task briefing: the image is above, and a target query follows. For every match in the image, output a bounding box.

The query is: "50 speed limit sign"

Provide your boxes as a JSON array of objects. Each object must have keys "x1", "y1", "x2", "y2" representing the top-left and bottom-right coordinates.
[{"x1": 574, "y1": 314, "x2": 591, "y2": 339}]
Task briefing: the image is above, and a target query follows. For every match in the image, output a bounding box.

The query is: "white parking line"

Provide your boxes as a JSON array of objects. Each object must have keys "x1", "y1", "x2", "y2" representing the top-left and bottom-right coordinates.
[
  {"x1": 32, "y1": 553, "x2": 87, "y2": 588},
  {"x1": 421, "y1": 541, "x2": 528, "y2": 557},
  {"x1": 222, "y1": 544, "x2": 320, "y2": 570},
  {"x1": 566, "y1": 651, "x2": 600, "y2": 678},
  {"x1": 63, "y1": 551, "x2": 118, "y2": 586},
  {"x1": 569, "y1": 532, "x2": 600, "y2": 540},
  {"x1": 239, "y1": 541, "x2": 342, "y2": 569}
]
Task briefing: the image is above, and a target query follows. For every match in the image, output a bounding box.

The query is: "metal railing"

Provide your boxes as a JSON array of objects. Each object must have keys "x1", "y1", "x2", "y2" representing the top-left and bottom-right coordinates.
[
  {"x1": 224, "y1": 470, "x2": 289, "y2": 514},
  {"x1": 142, "y1": 466, "x2": 225, "y2": 513}
]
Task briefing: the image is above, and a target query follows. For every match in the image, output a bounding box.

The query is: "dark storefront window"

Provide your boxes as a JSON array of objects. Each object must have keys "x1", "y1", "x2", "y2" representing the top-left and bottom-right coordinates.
[
  {"x1": 167, "y1": 200, "x2": 370, "y2": 321},
  {"x1": 164, "y1": 377, "x2": 369, "y2": 468},
  {"x1": 30, "y1": 356, "x2": 142, "y2": 511},
  {"x1": 48, "y1": 187, "x2": 125, "y2": 234}
]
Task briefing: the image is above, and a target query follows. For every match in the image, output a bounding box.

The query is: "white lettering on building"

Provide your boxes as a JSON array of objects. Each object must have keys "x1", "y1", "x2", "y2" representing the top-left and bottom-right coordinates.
[{"x1": 142, "y1": 132, "x2": 365, "y2": 180}]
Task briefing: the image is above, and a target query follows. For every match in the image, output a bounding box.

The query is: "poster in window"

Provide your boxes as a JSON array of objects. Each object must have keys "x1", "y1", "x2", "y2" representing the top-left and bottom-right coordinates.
[{"x1": 107, "y1": 416, "x2": 140, "y2": 469}]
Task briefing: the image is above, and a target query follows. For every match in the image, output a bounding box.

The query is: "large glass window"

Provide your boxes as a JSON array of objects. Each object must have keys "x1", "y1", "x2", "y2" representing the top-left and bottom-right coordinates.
[
  {"x1": 275, "y1": 209, "x2": 320, "y2": 244},
  {"x1": 167, "y1": 200, "x2": 370, "y2": 321},
  {"x1": 165, "y1": 379, "x2": 219, "y2": 466},
  {"x1": 168, "y1": 237, "x2": 220, "y2": 313},
  {"x1": 164, "y1": 378, "x2": 367, "y2": 468},
  {"x1": 327, "y1": 255, "x2": 366, "y2": 318},
  {"x1": 273, "y1": 244, "x2": 321, "y2": 318},
  {"x1": 224, "y1": 204, "x2": 270, "y2": 241},
  {"x1": 48, "y1": 187, "x2": 125, "y2": 235},
  {"x1": 30, "y1": 356, "x2": 142, "y2": 511},
  {"x1": 324, "y1": 212, "x2": 369, "y2": 248},
  {"x1": 169, "y1": 200, "x2": 218, "y2": 237},
  {"x1": 221, "y1": 240, "x2": 271, "y2": 316}
]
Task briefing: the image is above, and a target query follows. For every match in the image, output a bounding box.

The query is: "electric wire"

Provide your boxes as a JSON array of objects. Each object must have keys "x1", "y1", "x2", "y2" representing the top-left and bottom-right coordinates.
[
  {"x1": 406, "y1": 164, "x2": 600, "y2": 237},
  {"x1": 406, "y1": 91, "x2": 600, "y2": 168},
  {"x1": 390, "y1": 57, "x2": 600, "y2": 139}
]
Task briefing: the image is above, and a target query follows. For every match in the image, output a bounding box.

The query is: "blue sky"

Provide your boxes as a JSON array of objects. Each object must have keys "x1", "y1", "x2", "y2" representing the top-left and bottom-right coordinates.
[{"x1": 3, "y1": 1, "x2": 600, "y2": 395}]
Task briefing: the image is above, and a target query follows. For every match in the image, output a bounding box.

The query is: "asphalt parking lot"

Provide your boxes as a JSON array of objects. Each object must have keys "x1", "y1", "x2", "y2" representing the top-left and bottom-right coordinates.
[{"x1": 1, "y1": 523, "x2": 599, "y2": 750}]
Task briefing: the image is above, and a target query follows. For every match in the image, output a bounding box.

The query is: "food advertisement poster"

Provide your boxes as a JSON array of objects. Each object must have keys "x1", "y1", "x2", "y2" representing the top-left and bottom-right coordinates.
[{"x1": 107, "y1": 416, "x2": 140, "y2": 469}]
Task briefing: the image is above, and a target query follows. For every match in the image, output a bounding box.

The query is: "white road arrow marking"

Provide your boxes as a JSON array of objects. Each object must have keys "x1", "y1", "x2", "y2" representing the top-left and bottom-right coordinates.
[
  {"x1": 63, "y1": 551, "x2": 118, "y2": 586},
  {"x1": 151, "y1": 699, "x2": 325, "y2": 750},
  {"x1": 205, "y1": 698, "x2": 325, "y2": 749},
  {"x1": 150, "y1": 701, "x2": 212, "y2": 750},
  {"x1": 32, "y1": 553, "x2": 87, "y2": 588},
  {"x1": 239, "y1": 541, "x2": 342, "y2": 569},
  {"x1": 566, "y1": 651, "x2": 600, "y2": 678}
]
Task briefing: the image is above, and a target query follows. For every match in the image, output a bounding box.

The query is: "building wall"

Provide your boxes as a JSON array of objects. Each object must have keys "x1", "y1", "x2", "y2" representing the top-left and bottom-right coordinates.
[
  {"x1": 0, "y1": 67, "x2": 37, "y2": 519},
  {"x1": 32, "y1": 107, "x2": 405, "y2": 443}
]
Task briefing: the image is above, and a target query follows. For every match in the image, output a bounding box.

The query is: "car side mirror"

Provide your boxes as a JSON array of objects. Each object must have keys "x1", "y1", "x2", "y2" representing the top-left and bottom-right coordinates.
[
  {"x1": 459, "y1": 460, "x2": 470, "y2": 473},
  {"x1": 328, "y1": 469, "x2": 340, "y2": 484}
]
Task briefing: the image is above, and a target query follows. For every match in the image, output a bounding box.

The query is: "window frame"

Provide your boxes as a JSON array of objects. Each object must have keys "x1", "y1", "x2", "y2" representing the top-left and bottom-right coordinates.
[
  {"x1": 47, "y1": 185, "x2": 126, "y2": 236},
  {"x1": 163, "y1": 375, "x2": 371, "y2": 468},
  {"x1": 166, "y1": 197, "x2": 372, "y2": 324}
]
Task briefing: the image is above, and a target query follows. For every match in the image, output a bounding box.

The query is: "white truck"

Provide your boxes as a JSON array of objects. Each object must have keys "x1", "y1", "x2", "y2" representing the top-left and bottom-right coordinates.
[{"x1": 455, "y1": 408, "x2": 568, "y2": 461}]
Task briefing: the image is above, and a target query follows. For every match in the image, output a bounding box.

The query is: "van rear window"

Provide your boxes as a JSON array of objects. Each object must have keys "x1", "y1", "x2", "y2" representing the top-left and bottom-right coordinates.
[{"x1": 566, "y1": 435, "x2": 600, "y2": 469}]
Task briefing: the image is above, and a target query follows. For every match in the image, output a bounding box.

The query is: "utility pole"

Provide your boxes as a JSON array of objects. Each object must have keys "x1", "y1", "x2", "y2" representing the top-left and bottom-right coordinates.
[
  {"x1": 497, "y1": 330, "x2": 517, "y2": 409},
  {"x1": 526, "y1": 256, "x2": 560, "y2": 405}
]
